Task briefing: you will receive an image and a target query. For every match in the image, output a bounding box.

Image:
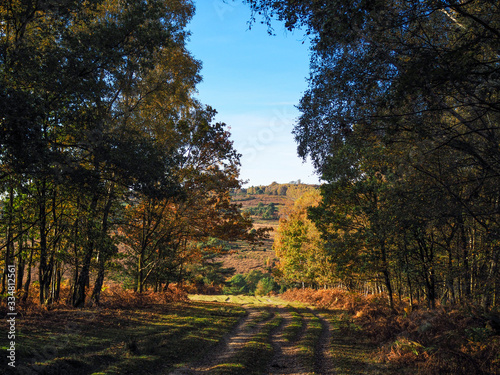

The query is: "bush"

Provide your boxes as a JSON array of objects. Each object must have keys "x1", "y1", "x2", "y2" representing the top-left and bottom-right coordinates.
[
  {"x1": 223, "y1": 271, "x2": 279, "y2": 296},
  {"x1": 223, "y1": 274, "x2": 249, "y2": 295},
  {"x1": 254, "y1": 277, "x2": 279, "y2": 296}
]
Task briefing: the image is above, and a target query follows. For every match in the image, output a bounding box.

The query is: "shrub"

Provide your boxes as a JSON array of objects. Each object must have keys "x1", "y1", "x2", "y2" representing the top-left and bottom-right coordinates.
[
  {"x1": 223, "y1": 271, "x2": 279, "y2": 296},
  {"x1": 223, "y1": 274, "x2": 249, "y2": 295},
  {"x1": 254, "y1": 277, "x2": 278, "y2": 296}
]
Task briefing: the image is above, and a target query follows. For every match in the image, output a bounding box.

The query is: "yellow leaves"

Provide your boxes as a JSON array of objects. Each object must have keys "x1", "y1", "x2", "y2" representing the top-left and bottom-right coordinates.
[{"x1": 273, "y1": 189, "x2": 330, "y2": 284}]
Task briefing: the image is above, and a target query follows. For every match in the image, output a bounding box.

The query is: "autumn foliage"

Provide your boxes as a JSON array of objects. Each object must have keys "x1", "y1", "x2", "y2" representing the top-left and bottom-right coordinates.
[
  {"x1": 0, "y1": 0, "x2": 269, "y2": 308},
  {"x1": 282, "y1": 288, "x2": 500, "y2": 375},
  {"x1": 0, "y1": 282, "x2": 188, "y2": 318}
]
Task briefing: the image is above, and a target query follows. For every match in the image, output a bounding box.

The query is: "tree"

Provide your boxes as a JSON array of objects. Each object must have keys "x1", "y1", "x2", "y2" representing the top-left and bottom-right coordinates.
[
  {"x1": 244, "y1": 0, "x2": 500, "y2": 309},
  {"x1": 117, "y1": 107, "x2": 265, "y2": 294},
  {"x1": 244, "y1": 0, "x2": 500, "y2": 227},
  {"x1": 1, "y1": 0, "x2": 257, "y2": 307},
  {"x1": 273, "y1": 190, "x2": 331, "y2": 288}
]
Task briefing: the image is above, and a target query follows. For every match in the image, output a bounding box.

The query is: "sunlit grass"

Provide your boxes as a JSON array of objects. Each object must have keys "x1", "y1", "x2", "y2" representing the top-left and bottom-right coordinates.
[
  {"x1": 189, "y1": 294, "x2": 307, "y2": 307},
  {"x1": 11, "y1": 302, "x2": 246, "y2": 374}
]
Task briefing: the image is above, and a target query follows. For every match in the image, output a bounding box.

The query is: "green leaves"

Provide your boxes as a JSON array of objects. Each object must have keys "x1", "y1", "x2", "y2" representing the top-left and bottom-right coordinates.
[{"x1": 245, "y1": 0, "x2": 500, "y2": 310}]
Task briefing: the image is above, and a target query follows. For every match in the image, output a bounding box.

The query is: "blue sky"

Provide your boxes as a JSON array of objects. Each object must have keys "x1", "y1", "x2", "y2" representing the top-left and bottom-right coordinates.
[{"x1": 187, "y1": 0, "x2": 320, "y2": 186}]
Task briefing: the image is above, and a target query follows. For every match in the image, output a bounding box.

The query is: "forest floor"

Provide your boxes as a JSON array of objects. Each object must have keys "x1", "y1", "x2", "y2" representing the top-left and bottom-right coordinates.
[{"x1": 2, "y1": 295, "x2": 412, "y2": 375}]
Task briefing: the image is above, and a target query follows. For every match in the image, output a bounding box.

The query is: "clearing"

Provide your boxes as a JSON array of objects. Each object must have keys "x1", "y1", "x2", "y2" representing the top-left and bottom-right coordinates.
[{"x1": 3, "y1": 295, "x2": 411, "y2": 375}]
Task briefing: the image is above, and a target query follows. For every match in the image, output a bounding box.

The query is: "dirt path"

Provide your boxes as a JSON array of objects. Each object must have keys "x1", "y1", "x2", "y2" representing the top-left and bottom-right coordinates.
[
  {"x1": 168, "y1": 307, "x2": 267, "y2": 374},
  {"x1": 267, "y1": 307, "x2": 309, "y2": 375},
  {"x1": 169, "y1": 297, "x2": 397, "y2": 375},
  {"x1": 313, "y1": 311, "x2": 336, "y2": 375}
]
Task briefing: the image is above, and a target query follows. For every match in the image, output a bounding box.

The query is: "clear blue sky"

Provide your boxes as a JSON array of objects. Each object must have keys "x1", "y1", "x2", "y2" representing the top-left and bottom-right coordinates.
[{"x1": 187, "y1": 0, "x2": 320, "y2": 187}]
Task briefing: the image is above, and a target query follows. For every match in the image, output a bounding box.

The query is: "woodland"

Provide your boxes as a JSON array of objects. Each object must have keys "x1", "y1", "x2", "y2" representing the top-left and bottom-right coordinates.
[
  {"x1": 0, "y1": 0, "x2": 499, "y2": 312},
  {"x1": 1, "y1": 1, "x2": 500, "y2": 374},
  {"x1": 0, "y1": 0, "x2": 267, "y2": 308},
  {"x1": 246, "y1": 0, "x2": 500, "y2": 312}
]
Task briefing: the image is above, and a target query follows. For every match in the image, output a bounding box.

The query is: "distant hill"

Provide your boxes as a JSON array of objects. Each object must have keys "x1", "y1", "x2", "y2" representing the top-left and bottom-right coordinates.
[
  {"x1": 221, "y1": 182, "x2": 319, "y2": 275},
  {"x1": 231, "y1": 181, "x2": 319, "y2": 200}
]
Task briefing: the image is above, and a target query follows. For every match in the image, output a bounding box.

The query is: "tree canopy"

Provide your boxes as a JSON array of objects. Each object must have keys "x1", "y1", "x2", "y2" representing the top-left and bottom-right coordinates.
[
  {"x1": 245, "y1": 0, "x2": 500, "y2": 310},
  {"x1": 0, "y1": 0, "x2": 262, "y2": 307}
]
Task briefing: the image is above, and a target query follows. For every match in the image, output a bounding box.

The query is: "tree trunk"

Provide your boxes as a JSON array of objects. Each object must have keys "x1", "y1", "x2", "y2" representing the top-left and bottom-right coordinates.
[
  {"x1": 22, "y1": 239, "x2": 35, "y2": 303},
  {"x1": 72, "y1": 241, "x2": 93, "y2": 307},
  {"x1": 428, "y1": 266, "x2": 436, "y2": 309},
  {"x1": 380, "y1": 242, "x2": 394, "y2": 309},
  {"x1": 53, "y1": 264, "x2": 62, "y2": 302},
  {"x1": 137, "y1": 249, "x2": 144, "y2": 293},
  {"x1": 91, "y1": 253, "x2": 106, "y2": 305},
  {"x1": 91, "y1": 188, "x2": 114, "y2": 306},
  {"x1": 446, "y1": 247, "x2": 456, "y2": 305},
  {"x1": 461, "y1": 221, "x2": 471, "y2": 300},
  {"x1": 481, "y1": 246, "x2": 499, "y2": 312},
  {"x1": 72, "y1": 192, "x2": 99, "y2": 307},
  {"x1": 1, "y1": 185, "x2": 15, "y2": 295},
  {"x1": 38, "y1": 179, "x2": 52, "y2": 305},
  {"x1": 16, "y1": 233, "x2": 26, "y2": 292},
  {"x1": 69, "y1": 215, "x2": 80, "y2": 303},
  {"x1": 49, "y1": 257, "x2": 62, "y2": 303},
  {"x1": 407, "y1": 272, "x2": 414, "y2": 310}
]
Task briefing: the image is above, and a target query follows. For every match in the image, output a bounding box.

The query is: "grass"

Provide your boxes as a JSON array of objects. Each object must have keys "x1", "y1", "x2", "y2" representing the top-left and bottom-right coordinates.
[
  {"x1": 245, "y1": 307, "x2": 273, "y2": 331},
  {"x1": 282, "y1": 308, "x2": 305, "y2": 342},
  {"x1": 2, "y1": 289, "x2": 427, "y2": 375},
  {"x1": 296, "y1": 310, "x2": 323, "y2": 373},
  {"x1": 210, "y1": 311, "x2": 283, "y2": 375},
  {"x1": 188, "y1": 294, "x2": 307, "y2": 307},
  {"x1": 2, "y1": 302, "x2": 245, "y2": 375}
]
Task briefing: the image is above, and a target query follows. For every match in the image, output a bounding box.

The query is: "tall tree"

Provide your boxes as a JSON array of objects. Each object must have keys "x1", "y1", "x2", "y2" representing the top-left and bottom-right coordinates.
[
  {"x1": 244, "y1": 0, "x2": 500, "y2": 309},
  {"x1": 119, "y1": 107, "x2": 265, "y2": 293},
  {"x1": 274, "y1": 190, "x2": 331, "y2": 288},
  {"x1": 0, "y1": 0, "x2": 228, "y2": 307}
]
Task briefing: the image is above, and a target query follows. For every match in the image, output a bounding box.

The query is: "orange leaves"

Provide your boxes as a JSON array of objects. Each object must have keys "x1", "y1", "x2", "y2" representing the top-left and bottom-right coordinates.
[{"x1": 283, "y1": 287, "x2": 500, "y2": 374}]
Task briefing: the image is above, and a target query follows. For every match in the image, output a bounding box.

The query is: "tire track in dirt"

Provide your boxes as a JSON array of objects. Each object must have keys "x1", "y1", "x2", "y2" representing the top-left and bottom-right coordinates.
[
  {"x1": 267, "y1": 307, "x2": 336, "y2": 375},
  {"x1": 312, "y1": 311, "x2": 336, "y2": 375},
  {"x1": 267, "y1": 307, "x2": 310, "y2": 375},
  {"x1": 168, "y1": 303, "x2": 338, "y2": 375},
  {"x1": 168, "y1": 307, "x2": 267, "y2": 374}
]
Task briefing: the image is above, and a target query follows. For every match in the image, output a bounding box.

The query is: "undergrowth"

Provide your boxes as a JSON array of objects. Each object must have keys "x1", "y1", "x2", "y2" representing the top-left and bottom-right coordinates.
[
  {"x1": 0, "y1": 282, "x2": 188, "y2": 316},
  {"x1": 282, "y1": 288, "x2": 500, "y2": 375}
]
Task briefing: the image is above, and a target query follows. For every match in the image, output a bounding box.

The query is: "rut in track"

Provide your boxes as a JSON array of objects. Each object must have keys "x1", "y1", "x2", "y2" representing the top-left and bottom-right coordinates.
[
  {"x1": 169, "y1": 302, "x2": 387, "y2": 375},
  {"x1": 267, "y1": 307, "x2": 308, "y2": 375},
  {"x1": 312, "y1": 311, "x2": 336, "y2": 375},
  {"x1": 168, "y1": 307, "x2": 268, "y2": 374}
]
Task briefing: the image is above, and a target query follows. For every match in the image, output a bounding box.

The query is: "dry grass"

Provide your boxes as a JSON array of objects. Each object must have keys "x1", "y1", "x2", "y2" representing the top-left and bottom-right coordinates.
[
  {"x1": 281, "y1": 288, "x2": 500, "y2": 375},
  {"x1": 236, "y1": 195, "x2": 291, "y2": 210},
  {"x1": 99, "y1": 283, "x2": 188, "y2": 307},
  {"x1": 215, "y1": 194, "x2": 289, "y2": 275},
  {"x1": 0, "y1": 282, "x2": 188, "y2": 317},
  {"x1": 188, "y1": 294, "x2": 306, "y2": 308}
]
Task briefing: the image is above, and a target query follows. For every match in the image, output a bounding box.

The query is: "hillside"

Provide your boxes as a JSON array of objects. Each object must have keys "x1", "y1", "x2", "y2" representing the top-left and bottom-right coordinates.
[{"x1": 218, "y1": 183, "x2": 318, "y2": 275}]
